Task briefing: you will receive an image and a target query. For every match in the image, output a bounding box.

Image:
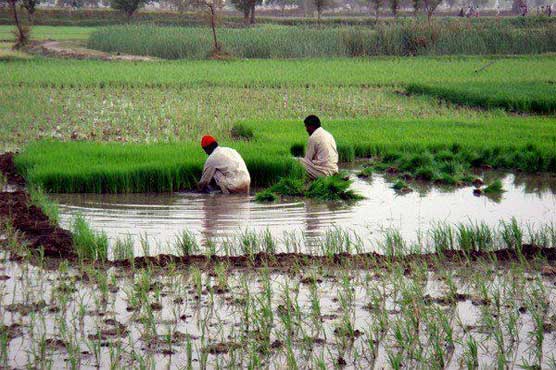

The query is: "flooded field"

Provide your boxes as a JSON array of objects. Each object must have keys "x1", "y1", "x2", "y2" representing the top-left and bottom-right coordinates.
[
  {"x1": 1, "y1": 247, "x2": 556, "y2": 369},
  {"x1": 50, "y1": 172, "x2": 556, "y2": 257}
]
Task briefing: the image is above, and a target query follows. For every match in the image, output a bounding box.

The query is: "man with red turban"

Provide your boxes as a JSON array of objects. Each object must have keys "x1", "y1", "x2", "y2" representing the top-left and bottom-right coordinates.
[{"x1": 198, "y1": 135, "x2": 251, "y2": 194}]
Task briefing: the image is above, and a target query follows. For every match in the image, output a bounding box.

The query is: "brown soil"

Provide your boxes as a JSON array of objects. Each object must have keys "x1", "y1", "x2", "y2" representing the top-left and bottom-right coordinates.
[
  {"x1": 0, "y1": 152, "x2": 25, "y2": 187},
  {"x1": 0, "y1": 153, "x2": 75, "y2": 258},
  {"x1": 24, "y1": 41, "x2": 157, "y2": 61}
]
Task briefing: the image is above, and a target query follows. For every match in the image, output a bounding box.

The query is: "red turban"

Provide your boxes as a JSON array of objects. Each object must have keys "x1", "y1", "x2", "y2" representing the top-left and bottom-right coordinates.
[{"x1": 201, "y1": 135, "x2": 216, "y2": 148}]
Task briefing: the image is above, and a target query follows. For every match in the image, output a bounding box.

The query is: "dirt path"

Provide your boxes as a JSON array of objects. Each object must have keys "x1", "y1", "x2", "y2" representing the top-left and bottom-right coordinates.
[{"x1": 25, "y1": 41, "x2": 157, "y2": 61}]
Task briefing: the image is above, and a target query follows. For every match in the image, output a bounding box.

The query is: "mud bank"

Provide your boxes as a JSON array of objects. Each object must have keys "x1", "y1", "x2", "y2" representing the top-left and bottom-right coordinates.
[
  {"x1": 0, "y1": 153, "x2": 74, "y2": 258},
  {"x1": 111, "y1": 244, "x2": 556, "y2": 270}
]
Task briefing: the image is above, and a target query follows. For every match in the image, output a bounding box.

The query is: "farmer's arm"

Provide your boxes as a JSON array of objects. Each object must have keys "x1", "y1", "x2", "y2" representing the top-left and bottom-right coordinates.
[
  {"x1": 304, "y1": 136, "x2": 317, "y2": 163},
  {"x1": 198, "y1": 158, "x2": 217, "y2": 191}
]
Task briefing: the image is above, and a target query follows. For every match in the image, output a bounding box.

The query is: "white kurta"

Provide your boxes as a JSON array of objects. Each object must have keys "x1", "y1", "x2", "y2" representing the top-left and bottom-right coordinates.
[
  {"x1": 198, "y1": 146, "x2": 251, "y2": 194},
  {"x1": 299, "y1": 127, "x2": 339, "y2": 179}
]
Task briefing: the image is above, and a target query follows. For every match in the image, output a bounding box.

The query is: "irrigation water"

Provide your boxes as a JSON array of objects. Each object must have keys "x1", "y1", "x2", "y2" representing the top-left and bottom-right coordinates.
[{"x1": 49, "y1": 171, "x2": 556, "y2": 257}]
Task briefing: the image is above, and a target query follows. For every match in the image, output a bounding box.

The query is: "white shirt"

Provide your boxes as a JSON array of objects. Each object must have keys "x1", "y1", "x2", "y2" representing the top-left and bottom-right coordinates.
[
  {"x1": 198, "y1": 146, "x2": 251, "y2": 193},
  {"x1": 304, "y1": 127, "x2": 339, "y2": 175}
]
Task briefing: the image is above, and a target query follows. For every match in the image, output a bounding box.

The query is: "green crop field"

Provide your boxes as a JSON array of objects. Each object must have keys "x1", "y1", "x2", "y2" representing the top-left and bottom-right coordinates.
[
  {"x1": 88, "y1": 22, "x2": 556, "y2": 59},
  {"x1": 0, "y1": 25, "x2": 94, "y2": 41}
]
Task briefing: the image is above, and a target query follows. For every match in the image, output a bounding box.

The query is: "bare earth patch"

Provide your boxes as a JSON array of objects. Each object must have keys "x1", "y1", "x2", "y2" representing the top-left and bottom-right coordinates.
[{"x1": 25, "y1": 41, "x2": 157, "y2": 61}]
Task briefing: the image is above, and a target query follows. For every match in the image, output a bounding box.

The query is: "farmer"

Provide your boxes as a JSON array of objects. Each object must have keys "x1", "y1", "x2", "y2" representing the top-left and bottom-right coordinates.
[
  {"x1": 298, "y1": 115, "x2": 339, "y2": 179},
  {"x1": 198, "y1": 135, "x2": 251, "y2": 194}
]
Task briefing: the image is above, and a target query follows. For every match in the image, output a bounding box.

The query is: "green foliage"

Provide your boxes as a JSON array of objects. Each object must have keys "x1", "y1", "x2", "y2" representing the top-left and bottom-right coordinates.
[
  {"x1": 268, "y1": 176, "x2": 305, "y2": 196},
  {"x1": 231, "y1": 124, "x2": 254, "y2": 141},
  {"x1": 305, "y1": 175, "x2": 363, "y2": 201},
  {"x1": 71, "y1": 214, "x2": 108, "y2": 260},
  {"x1": 175, "y1": 230, "x2": 200, "y2": 256},
  {"x1": 255, "y1": 189, "x2": 278, "y2": 202},
  {"x1": 110, "y1": 0, "x2": 149, "y2": 17},
  {"x1": 407, "y1": 81, "x2": 556, "y2": 114},
  {"x1": 87, "y1": 21, "x2": 556, "y2": 59},
  {"x1": 391, "y1": 179, "x2": 408, "y2": 190},
  {"x1": 484, "y1": 179, "x2": 505, "y2": 194}
]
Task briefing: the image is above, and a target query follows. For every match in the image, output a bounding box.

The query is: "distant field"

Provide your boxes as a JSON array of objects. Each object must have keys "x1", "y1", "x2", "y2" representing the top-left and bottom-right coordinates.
[
  {"x1": 408, "y1": 81, "x2": 556, "y2": 114},
  {"x1": 0, "y1": 25, "x2": 94, "y2": 41},
  {"x1": 2, "y1": 55, "x2": 555, "y2": 88}
]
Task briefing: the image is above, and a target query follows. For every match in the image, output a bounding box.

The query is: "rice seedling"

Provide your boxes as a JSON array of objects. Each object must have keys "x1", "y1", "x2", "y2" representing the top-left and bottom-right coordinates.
[
  {"x1": 175, "y1": 229, "x2": 200, "y2": 256},
  {"x1": 230, "y1": 123, "x2": 254, "y2": 141},
  {"x1": 112, "y1": 234, "x2": 135, "y2": 260},
  {"x1": 483, "y1": 179, "x2": 505, "y2": 194},
  {"x1": 71, "y1": 214, "x2": 108, "y2": 260}
]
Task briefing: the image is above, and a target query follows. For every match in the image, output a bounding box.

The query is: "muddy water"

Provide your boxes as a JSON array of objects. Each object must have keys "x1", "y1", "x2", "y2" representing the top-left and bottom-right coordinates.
[{"x1": 51, "y1": 172, "x2": 556, "y2": 256}]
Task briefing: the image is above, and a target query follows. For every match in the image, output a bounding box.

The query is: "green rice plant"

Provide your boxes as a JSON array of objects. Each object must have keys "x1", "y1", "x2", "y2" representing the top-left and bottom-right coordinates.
[
  {"x1": 429, "y1": 222, "x2": 455, "y2": 253},
  {"x1": 71, "y1": 214, "x2": 108, "y2": 260},
  {"x1": 268, "y1": 176, "x2": 305, "y2": 197},
  {"x1": 112, "y1": 235, "x2": 134, "y2": 260},
  {"x1": 175, "y1": 230, "x2": 199, "y2": 256},
  {"x1": 391, "y1": 179, "x2": 409, "y2": 191},
  {"x1": 483, "y1": 179, "x2": 505, "y2": 194},
  {"x1": 407, "y1": 81, "x2": 556, "y2": 114},
  {"x1": 357, "y1": 166, "x2": 373, "y2": 178},
  {"x1": 305, "y1": 175, "x2": 363, "y2": 201},
  {"x1": 499, "y1": 218, "x2": 523, "y2": 252},
  {"x1": 230, "y1": 123, "x2": 254, "y2": 141},
  {"x1": 254, "y1": 189, "x2": 278, "y2": 202}
]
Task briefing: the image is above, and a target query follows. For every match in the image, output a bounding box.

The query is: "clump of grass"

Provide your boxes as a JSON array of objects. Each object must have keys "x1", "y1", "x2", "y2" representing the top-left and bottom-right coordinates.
[
  {"x1": 230, "y1": 124, "x2": 254, "y2": 141},
  {"x1": 71, "y1": 215, "x2": 108, "y2": 261},
  {"x1": 391, "y1": 179, "x2": 408, "y2": 191},
  {"x1": 112, "y1": 235, "x2": 134, "y2": 260},
  {"x1": 175, "y1": 230, "x2": 200, "y2": 256},
  {"x1": 483, "y1": 179, "x2": 505, "y2": 194},
  {"x1": 357, "y1": 167, "x2": 373, "y2": 178},
  {"x1": 255, "y1": 189, "x2": 278, "y2": 202},
  {"x1": 268, "y1": 177, "x2": 305, "y2": 197},
  {"x1": 305, "y1": 175, "x2": 363, "y2": 201}
]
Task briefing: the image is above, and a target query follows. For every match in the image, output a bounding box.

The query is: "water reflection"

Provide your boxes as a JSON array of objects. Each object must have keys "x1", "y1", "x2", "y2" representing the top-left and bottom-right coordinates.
[{"x1": 50, "y1": 172, "x2": 556, "y2": 256}]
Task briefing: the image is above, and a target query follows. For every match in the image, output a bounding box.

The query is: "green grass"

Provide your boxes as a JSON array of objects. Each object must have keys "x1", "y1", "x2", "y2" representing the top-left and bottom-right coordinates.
[
  {"x1": 88, "y1": 22, "x2": 556, "y2": 59},
  {"x1": 71, "y1": 214, "x2": 108, "y2": 260},
  {"x1": 484, "y1": 179, "x2": 505, "y2": 194},
  {"x1": 14, "y1": 116, "x2": 556, "y2": 193},
  {"x1": 0, "y1": 25, "x2": 94, "y2": 42},
  {"x1": 2, "y1": 55, "x2": 555, "y2": 88},
  {"x1": 407, "y1": 81, "x2": 556, "y2": 114}
]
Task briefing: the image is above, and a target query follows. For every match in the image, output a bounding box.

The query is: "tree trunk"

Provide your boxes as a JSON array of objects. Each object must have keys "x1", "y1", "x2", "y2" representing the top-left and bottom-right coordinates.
[
  {"x1": 249, "y1": 3, "x2": 255, "y2": 24},
  {"x1": 209, "y1": 5, "x2": 219, "y2": 52},
  {"x1": 9, "y1": 0, "x2": 26, "y2": 46},
  {"x1": 243, "y1": 8, "x2": 250, "y2": 24}
]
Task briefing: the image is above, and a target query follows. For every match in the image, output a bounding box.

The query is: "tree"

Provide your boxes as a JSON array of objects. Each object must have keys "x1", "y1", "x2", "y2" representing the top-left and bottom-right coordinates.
[
  {"x1": 2, "y1": 0, "x2": 29, "y2": 47},
  {"x1": 21, "y1": 0, "x2": 39, "y2": 22},
  {"x1": 422, "y1": 0, "x2": 441, "y2": 22},
  {"x1": 412, "y1": 0, "x2": 421, "y2": 15},
  {"x1": 312, "y1": 0, "x2": 332, "y2": 23},
  {"x1": 268, "y1": 0, "x2": 299, "y2": 16},
  {"x1": 231, "y1": 0, "x2": 262, "y2": 24},
  {"x1": 389, "y1": 0, "x2": 400, "y2": 16},
  {"x1": 191, "y1": 0, "x2": 225, "y2": 55},
  {"x1": 369, "y1": 0, "x2": 383, "y2": 19},
  {"x1": 110, "y1": 0, "x2": 149, "y2": 18}
]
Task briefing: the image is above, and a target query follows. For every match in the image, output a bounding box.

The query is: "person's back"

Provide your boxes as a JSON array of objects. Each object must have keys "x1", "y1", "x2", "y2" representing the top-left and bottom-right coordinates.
[
  {"x1": 308, "y1": 127, "x2": 339, "y2": 174},
  {"x1": 198, "y1": 136, "x2": 251, "y2": 194},
  {"x1": 298, "y1": 115, "x2": 339, "y2": 179}
]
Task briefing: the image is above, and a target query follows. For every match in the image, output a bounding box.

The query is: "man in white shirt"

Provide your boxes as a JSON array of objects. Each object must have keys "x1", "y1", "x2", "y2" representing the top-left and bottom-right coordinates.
[
  {"x1": 198, "y1": 135, "x2": 251, "y2": 194},
  {"x1": 298, "y1": 115, "x2": 339, "y2": 179}
]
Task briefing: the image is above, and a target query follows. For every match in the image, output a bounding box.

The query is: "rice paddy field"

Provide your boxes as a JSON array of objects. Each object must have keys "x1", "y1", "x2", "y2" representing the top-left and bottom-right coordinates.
[{"x1": 1, "y1": 19, "x2": 556, "y2": 369}]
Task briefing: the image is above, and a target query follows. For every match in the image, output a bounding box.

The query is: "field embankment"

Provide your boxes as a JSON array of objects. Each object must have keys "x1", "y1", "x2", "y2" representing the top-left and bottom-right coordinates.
[{"x1": 88, "y1": 21, "x2": 556, "y2": 59}]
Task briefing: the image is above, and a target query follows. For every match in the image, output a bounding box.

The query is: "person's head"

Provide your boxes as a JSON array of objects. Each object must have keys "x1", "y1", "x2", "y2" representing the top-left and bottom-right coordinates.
[
  {"x1": 201, "y1": 135, "x2": 218, "y2": 155},
  {"x1": 304, "y1": 115, "x2": 321, "y2": 136}
]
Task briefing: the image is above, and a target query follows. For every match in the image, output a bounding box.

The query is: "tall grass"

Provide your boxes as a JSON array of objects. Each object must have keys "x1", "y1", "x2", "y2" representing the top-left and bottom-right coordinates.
[
  {"x1": 15, "y1": 116, "x2": 556, "y2": 193},
  {"x1": 87, "y1": 22, "x2": 556, "y2": 59}
]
